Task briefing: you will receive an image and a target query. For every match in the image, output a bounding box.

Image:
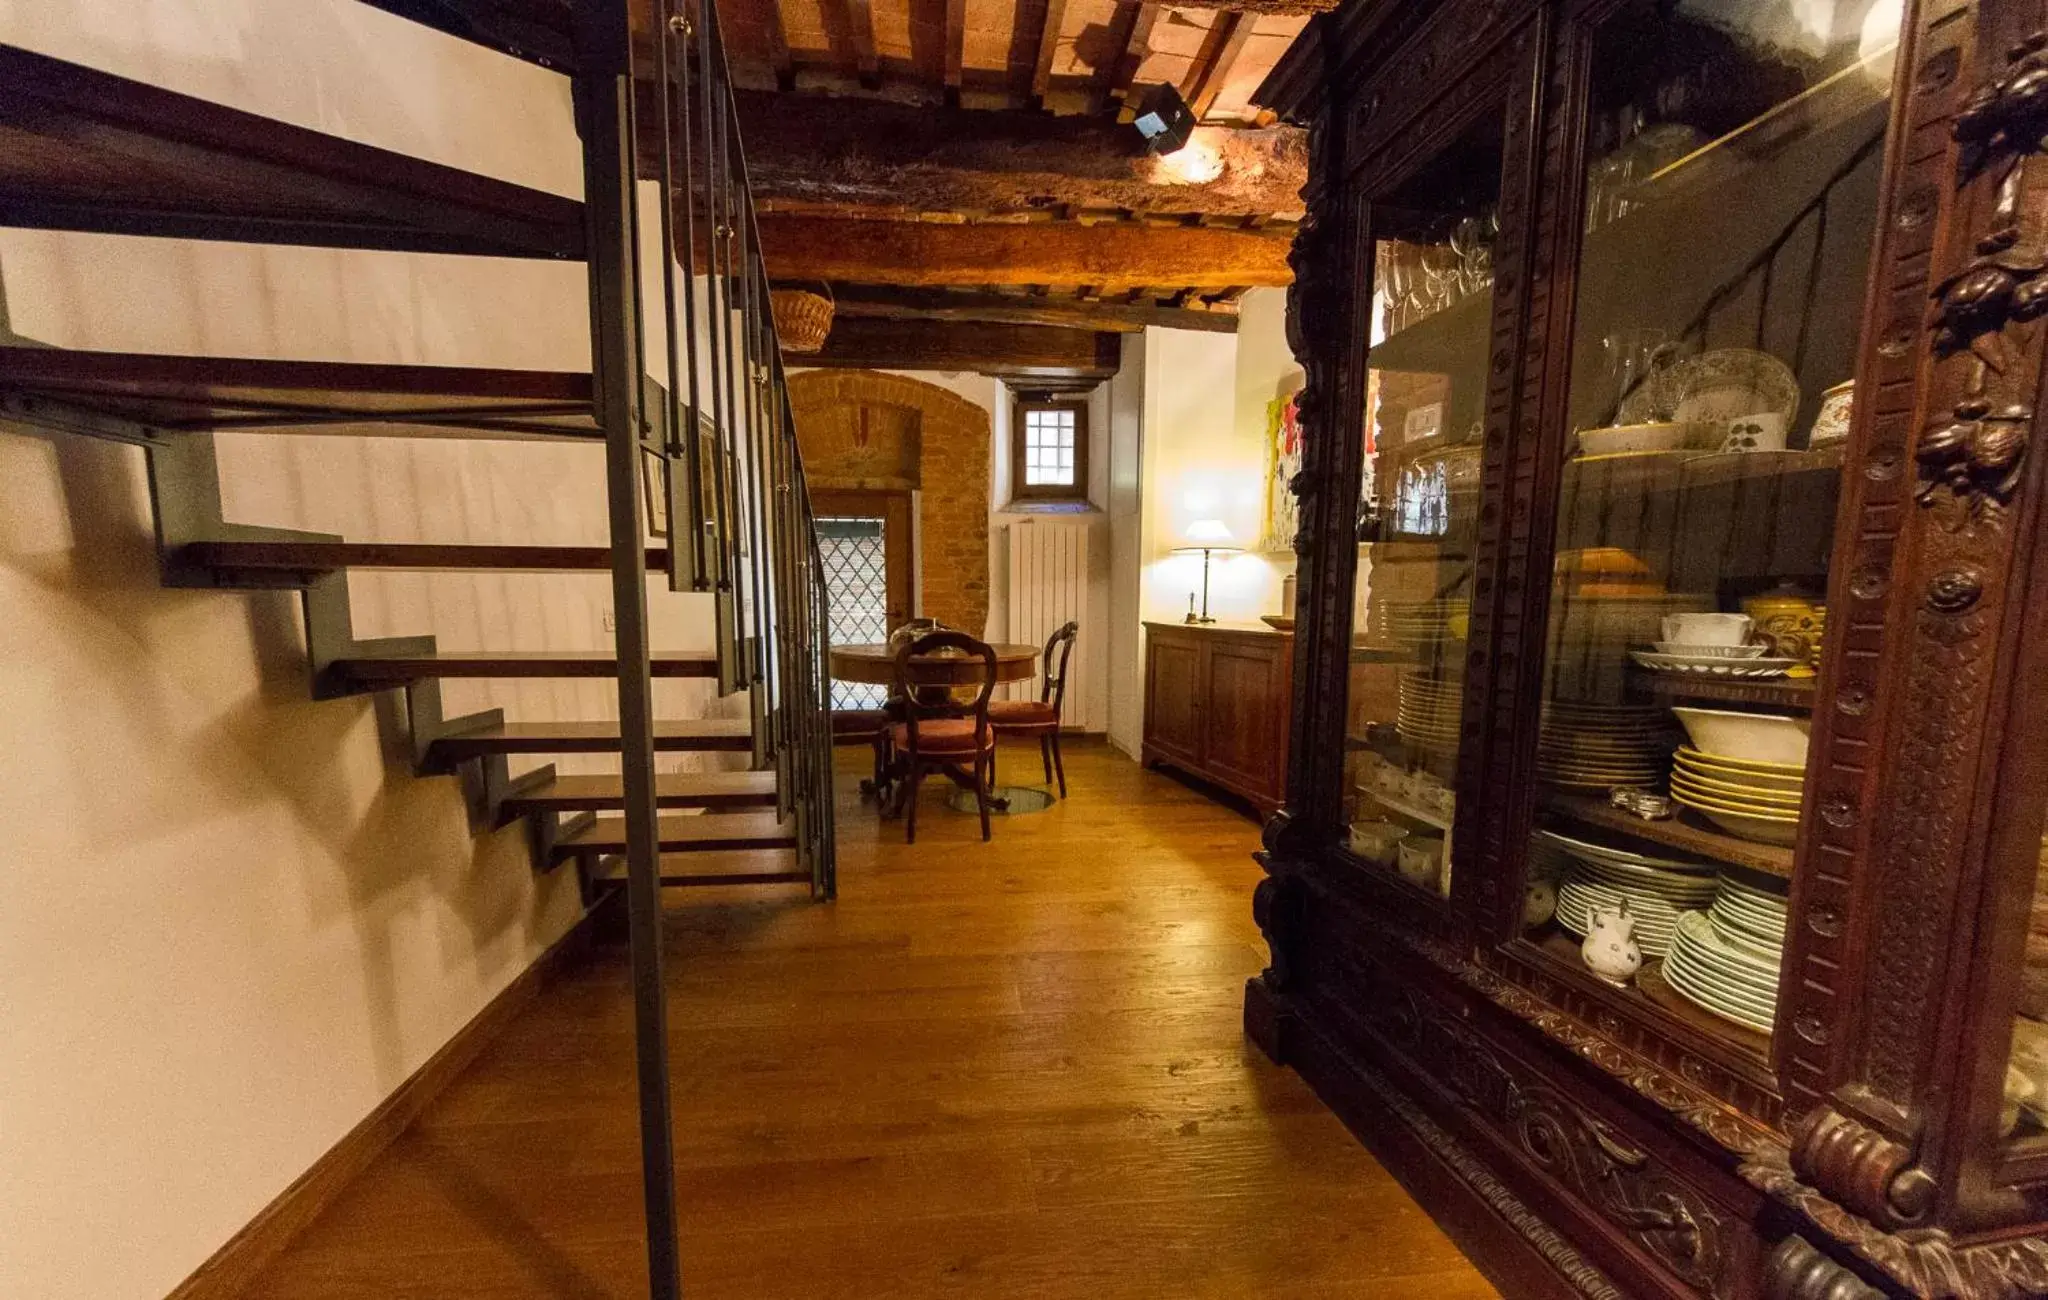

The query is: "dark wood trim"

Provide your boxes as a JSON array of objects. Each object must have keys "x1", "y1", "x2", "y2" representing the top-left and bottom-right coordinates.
[
  {"x1": 1008, "y1": 396, "x2": 1092, "y2": 502},
  {"x1": 163, "y1": 894, "x2": 618, "y2": 1300}
]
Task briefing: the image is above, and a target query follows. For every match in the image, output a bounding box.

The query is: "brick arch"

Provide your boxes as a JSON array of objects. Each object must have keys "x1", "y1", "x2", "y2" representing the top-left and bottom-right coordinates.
[{"x1": 787, "y1": 369, "x2": 991, "y2": 636}]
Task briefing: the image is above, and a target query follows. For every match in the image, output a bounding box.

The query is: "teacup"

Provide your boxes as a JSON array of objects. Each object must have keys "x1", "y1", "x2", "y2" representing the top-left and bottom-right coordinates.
[
  {"x1": 1662, "y1": 612, "x2": 1753, "y2": 647},
  {"x1": 1396, "y1": 837, "x2": 1443, "y2": 890},
  {"x1": 1714, "y1": 412, "x2": 1789, "y2": 454}
]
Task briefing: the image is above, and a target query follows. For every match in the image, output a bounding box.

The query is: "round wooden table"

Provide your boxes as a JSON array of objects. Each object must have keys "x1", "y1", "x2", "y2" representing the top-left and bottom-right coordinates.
[
  {"x1": 828, "y1": 642, "x2": 1040, "y2": 687},
  {"x1": 829, "y1": 641, "x2": 1049, "y2": 818}
]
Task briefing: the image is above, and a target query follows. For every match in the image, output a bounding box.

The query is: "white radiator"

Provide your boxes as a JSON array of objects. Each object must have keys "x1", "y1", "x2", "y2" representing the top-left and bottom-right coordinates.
[{"x1": 1004, "y1": 517, "x2": 1091, "y2": 728}]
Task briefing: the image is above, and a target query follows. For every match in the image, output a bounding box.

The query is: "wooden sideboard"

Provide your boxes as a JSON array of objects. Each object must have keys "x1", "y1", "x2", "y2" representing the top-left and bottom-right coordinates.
[{"x1": 1141, "y1": 621, "x2": 1291, "y2": 818}]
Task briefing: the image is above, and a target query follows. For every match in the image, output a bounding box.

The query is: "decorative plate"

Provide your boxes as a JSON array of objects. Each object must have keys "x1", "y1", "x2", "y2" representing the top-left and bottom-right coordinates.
[
  {"x1": 1660, "y1": 349, "x2": 1800, "y2": 424},
  {"x1": 1629, "y1": 650, "x2": 1798, "y2": 677}
]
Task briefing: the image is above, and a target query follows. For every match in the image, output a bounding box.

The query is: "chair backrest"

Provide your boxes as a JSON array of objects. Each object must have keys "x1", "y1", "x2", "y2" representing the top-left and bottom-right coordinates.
[
  {"x1": 1039, "y1": 621, "x2": 1080, "y2": 713},
  {"x1": 893, "y1": 630, "x2": 999, "y2": 752}
]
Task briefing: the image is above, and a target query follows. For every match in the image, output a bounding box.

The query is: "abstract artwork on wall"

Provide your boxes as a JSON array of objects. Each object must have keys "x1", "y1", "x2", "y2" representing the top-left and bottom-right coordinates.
[{"x1": 1261, "y1": 392, "x2": 1304, "y2": 553}]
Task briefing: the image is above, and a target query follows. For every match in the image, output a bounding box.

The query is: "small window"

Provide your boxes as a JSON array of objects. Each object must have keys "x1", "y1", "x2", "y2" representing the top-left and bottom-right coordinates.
[{"x1": 1011, "y1": 398, "x2": 1089, "y2": 501}]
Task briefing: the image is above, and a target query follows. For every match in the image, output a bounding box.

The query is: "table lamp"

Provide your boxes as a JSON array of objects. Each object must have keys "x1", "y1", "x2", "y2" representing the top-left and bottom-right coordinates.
[{"x1": 1173, "y1": 519, "x2": 1242, "y2": 624}]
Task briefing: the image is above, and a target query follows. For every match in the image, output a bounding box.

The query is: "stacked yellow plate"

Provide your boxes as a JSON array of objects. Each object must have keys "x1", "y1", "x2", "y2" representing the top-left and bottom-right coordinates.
[{"x1": 1670, "y1": 747, "x2": 1805, "y2": 845}]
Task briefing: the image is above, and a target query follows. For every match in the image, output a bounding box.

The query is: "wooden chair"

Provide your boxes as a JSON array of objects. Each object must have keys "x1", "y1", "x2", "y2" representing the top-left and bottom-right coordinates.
[
  {"x1": 991, "y1": 620, "x2": 1078, "y2": 798},
  {"x1": 891, "y1": 630, "x2": 999, "y2": 843},
  {"x1": 831, "y1": 707, "x2": 894, "y2": 802}
]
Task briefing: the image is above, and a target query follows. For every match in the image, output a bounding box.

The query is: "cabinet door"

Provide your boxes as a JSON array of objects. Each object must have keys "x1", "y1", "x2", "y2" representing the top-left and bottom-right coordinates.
[
  {"x1": 1145, "y1": 634, "x2": 1203, "y2": 766},
  {"x1": 1496, "y1": 0, "x2": 1903, "y2": 1074},
  {"x1": 1203, "y1": 640, "x2": 1287, "y2": 801}
]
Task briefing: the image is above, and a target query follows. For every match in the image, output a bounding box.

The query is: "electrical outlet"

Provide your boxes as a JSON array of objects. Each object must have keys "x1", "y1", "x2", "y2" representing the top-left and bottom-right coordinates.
[{"x1": 601, "y1": 608, "x2": 616, "y2": 633}]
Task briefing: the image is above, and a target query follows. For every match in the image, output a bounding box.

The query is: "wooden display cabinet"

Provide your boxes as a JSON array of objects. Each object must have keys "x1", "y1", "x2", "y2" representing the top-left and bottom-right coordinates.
[{"x1": 1246, "y1": 0, "x2": 2048, "y2": 1294}]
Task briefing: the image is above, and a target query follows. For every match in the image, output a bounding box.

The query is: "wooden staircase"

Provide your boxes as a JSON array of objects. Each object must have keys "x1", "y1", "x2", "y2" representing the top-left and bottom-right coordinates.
[{"x1": 1, "y1": 7, "x2": 833, "y2": 1294}]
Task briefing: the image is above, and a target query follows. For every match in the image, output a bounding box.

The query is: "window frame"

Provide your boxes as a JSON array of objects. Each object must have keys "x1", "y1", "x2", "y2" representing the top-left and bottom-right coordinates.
[{"x1": 1009, "y1": 396, "x2": 1091, "y2": 502}]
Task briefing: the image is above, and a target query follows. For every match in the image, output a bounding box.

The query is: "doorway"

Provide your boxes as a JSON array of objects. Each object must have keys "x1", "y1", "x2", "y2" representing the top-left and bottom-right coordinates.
[{"x1": 813, "y1": 488, "x2": 913, "y2": 709}]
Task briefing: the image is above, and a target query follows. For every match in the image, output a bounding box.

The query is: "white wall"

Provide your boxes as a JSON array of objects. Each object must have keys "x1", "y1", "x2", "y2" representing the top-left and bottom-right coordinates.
[
  {"x1": 0, "y1": 7, "x2": 731, "y2": 1299},
  {"x1": 1105, "y1": 333, "x2": 1148, "y2": 756},
  {"x1": 1104, "y1": 290, "x2": 1303, "y2": 758}
]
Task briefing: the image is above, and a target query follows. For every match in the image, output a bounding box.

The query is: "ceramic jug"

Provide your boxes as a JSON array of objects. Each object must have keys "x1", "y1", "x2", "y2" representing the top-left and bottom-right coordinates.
[{"x1": 1581, "y1": 903, "x2": 1642, "y2": 985}]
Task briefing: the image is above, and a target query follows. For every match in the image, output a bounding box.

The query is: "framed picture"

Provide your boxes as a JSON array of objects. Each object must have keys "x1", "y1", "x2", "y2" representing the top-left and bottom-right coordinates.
[{"x1": 1260, "y1": 391, "x2": 1303, "y2": 553}]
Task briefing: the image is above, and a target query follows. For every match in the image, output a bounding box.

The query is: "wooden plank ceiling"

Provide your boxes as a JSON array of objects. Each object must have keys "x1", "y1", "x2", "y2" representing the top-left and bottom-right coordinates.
[{"x1": 705, "y1": 0, "x2": 1318, "y2": 361}]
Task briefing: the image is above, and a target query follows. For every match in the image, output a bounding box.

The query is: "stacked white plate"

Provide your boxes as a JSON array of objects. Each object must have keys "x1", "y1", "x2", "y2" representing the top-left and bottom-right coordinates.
[
  {"x1": 1543, "y1": 830, "x2": 1717, "y2": 957},
  {"x1": 1537, "y1": 699, "x2": 1677, "y2": 790},
  {"x1": 1396, "y1": 670, "x2": 1464, "y2": 750},
  {"x1": 1664, "y1": 877, "x2": 1790, "y2": 1034},
  {"x1": 1670, "y1": 746, "x2": 1804, "y2": 845},
  {"x1": 1374, "y1": 599, "x2": 1464, "y2": 650}
]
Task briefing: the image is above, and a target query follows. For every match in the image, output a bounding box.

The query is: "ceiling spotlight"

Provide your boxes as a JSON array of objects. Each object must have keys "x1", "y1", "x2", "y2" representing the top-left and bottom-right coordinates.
[{"x1": 1131, "y1": 83, "x2": 1196, "y2": 156}]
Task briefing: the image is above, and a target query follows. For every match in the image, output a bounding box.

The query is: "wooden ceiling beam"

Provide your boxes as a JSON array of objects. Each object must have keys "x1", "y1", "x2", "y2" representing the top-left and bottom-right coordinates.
[
  {"x1": 1029, "y1": 0, "x2": 1072, "y2": 108},
  {"x1": 943, "y1": 0, "x2": 967, "y2": 105},
  {"x1": 1148, "y1": 0, "x2": 1335, "y2": 11},
  {"x1": 1181, "y1": 12, "x2": 1253, "y2": 119},
  {"x1": 1091, "y1": 2, "x2": 1155, "y2": 117},
  {"x1": 804, "y1": 317, "x2": 1122, "y2": 379},
  {"x1": 839, "y1": 0, "x2": 881, "y2": 88},
  {"x1": 823, "y1": 283, "x2": 1240, "y2": 332},
  {"x1": 761, "y1": 0, "x2": 797, "y2": 90},
  {"x1": 649, "y1": 89, "x2": 1307, "y2": 218},
  {"x1": 750, "y1": 215, "x2": 1291, "y2": 289}
]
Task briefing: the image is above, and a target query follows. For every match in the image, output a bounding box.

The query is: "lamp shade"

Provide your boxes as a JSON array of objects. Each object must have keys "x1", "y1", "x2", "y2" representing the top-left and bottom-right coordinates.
[{"x1": 1182, "y1": 518, "x2": 1234, "y2": 545}]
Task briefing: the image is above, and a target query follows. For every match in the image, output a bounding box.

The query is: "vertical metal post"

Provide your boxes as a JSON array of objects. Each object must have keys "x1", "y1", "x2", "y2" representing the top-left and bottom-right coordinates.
[{"x1": 572, "y1": 9, "x2": 683, "y2": 1296}]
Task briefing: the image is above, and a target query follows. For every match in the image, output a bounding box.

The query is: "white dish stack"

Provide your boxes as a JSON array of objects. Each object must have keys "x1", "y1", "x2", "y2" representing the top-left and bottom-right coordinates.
[
  {"x1": 1543, "y1": 830, "x2": 1716, "y2": 958},
  {"x1": 1396, "y1": 669, "x2": 1464, "y2": 750},
  {"x1": 1663, "y1": 875, "x2": 1790, "y2": 1034}
]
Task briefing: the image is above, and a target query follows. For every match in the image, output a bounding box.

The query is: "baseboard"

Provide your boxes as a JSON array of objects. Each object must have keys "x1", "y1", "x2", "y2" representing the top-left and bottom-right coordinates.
[{"x1": 165, "y1": 892, "x2": 619, "y2": 1300}]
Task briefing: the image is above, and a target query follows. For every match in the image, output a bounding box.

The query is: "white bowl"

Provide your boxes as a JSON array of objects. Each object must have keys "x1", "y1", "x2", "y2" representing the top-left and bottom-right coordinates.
[
  {"x1": 1576, "y1": 422, "x2": 1702, "y2": 456},
  {"x1": 1671, "y1": 707, "x2": 1810, "y2": 766}
]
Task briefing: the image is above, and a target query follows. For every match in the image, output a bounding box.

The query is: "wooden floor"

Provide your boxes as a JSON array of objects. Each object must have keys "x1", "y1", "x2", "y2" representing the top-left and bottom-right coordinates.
[{"x1": 253, "y1": 739, "x2": 1498, "y2": 1299}]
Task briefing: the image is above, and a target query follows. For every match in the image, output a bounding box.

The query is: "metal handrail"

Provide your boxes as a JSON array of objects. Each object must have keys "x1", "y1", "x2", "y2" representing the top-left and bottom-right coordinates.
[{"x1": 578, "y1": 2, "x2": 836, "y2": 1295}]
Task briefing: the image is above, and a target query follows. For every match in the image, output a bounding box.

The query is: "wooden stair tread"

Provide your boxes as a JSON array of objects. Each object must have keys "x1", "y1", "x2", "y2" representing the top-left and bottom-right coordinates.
[
  {"x1": 428, "y1": 718, "x2": 755, "y2": 759},
  {"x1": 588, "y1": 849, "x2": 810, "y2": 887},
  {"x1": 501, "y1": 770, "x2": 776, "y2": 812},
  {"x1": 334, "y1": 651, "x2": 719, "y2": 684},
  {"x1": 179, "y1": 540, "x2": 671, "y2": 575},
  {"x1": 0, "y1": 347, "x2": 600, "y2": 442},
  {"x1": 0, "y1": 46, "x2": 583, "y2": 260},
  {"x1": 556, "y1": 811, "x2": 796, "y2": 856}
]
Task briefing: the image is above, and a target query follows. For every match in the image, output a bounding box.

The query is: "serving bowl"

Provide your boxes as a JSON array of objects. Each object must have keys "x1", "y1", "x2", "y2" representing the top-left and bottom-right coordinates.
[
  {"x1": 1671, "y1": 708, "x2": 1810, "y2": 766},
  {"x1": 1576, "y1": 422, "x2": 1702, "y2": 456}
]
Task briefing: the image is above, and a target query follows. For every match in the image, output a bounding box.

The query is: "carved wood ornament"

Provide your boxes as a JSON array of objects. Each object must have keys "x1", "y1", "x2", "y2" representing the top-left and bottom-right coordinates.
[{"x1": 1920, "y1": 32, "x2": 2048, "y2": 519}]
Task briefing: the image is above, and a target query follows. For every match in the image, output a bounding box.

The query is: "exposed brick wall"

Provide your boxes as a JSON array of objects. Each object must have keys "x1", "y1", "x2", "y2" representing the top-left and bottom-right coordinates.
[{"x1": 788, "y1": 370, "x2": 991, "y2": 635}]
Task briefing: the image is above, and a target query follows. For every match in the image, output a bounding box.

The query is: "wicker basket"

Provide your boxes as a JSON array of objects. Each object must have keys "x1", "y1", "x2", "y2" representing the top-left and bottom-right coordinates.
[{"x1": 770, "y1": 288, "x2": 835, "y2": 354}]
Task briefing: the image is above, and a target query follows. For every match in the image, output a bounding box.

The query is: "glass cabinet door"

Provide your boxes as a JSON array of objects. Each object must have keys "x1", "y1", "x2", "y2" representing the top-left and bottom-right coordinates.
[
  {"x1": 1512, "y1": 0, "x2": 1899, "y2": 1055},
  {"x1": 1343, "y1": 112, "x2": 1505, "y2": 896}
]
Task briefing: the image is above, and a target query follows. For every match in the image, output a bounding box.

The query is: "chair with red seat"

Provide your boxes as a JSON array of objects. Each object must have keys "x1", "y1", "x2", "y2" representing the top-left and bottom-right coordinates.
[
  {"x1": 891, "y1": 629, "x2": 999, "y2": 843},
  {"x1": 991, "y1": 620, "x2": 1078, "y2": 798}
]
